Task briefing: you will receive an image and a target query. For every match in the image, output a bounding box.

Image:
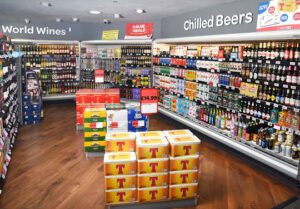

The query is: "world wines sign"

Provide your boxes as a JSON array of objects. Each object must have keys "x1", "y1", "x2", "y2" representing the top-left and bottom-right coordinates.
[
  {"x1": 184, "y1": 12, "x2": 254, "y2": 31},
  {"x1": 1, "y1": 25, "x2": 71, "y2": 36}
]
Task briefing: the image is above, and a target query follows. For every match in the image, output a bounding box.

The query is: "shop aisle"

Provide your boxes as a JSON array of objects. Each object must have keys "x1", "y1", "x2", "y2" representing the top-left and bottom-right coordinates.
[{"x1": 0, "y1": 102, "x2": 298, "y2": 209}]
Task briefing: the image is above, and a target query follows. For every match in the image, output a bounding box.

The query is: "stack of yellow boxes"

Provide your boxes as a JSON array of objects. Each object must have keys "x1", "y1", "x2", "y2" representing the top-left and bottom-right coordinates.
[
  {"x1": 104, "y1": 151, "x2": 137, "y2": 204},
  {"x1": 136, "y1": 131, "x2": 169, "y2": 202},
  {"x1": 164, "y1": 130, "x2": 201, "y2": 200},
  {"x1": 83, "y1": 107, "x2": 107, "y2": 152}
]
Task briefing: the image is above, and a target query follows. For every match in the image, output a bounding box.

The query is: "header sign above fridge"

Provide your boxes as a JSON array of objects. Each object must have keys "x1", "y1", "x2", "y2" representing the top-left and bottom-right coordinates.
[
  {"x1": 257, "y1": 0, "x2": 300, "y2": 31},
  {"x1": 102, "y1": 30, "x2": 119, "y2": 40},
  {"x1": 124, "y1": 22, "x2": 153, "y2": 39},
  {"x1": 183, "y1": 13, "x2": 253, "y2": 31}
]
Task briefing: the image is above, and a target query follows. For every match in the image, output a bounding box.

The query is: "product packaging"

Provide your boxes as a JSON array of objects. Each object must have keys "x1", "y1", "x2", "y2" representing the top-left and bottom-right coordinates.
[
  {"x1": 137, "y1": 172, "x2": 168, "y2": 188},
  {"x1": 137, "y1": 158, "x2": 169, "y2": 174},
  {"x1": 167, "y1": 135, "x2": 201, "y2": 157},
  {"x1": 170, "y1": 155, "x2": 199, "y2": 171},
  {"x1": 169, "y1": 183, "x2": 198, "y2": 199},
  {"x1": 105, "y1": 132, "x2": 136, "y2": 152},
  {"x1": 169, "y1": 170, "x2": 198, "y2": 185},
  {"x1": 136, "y1": 137, "x2": 169, "y2": 159},
  {"x1": 104, "y1": 152, "x2": 136, "y2": 176},
  {"x1": 105, "y1": 174, "x2": 137, "y2": 190},
  {"x1": 137, "y1": 186, "x2": 168, "y2": 202},
  {"x1": 105, "y1": 188, "x2": 136, "y2": 204}
]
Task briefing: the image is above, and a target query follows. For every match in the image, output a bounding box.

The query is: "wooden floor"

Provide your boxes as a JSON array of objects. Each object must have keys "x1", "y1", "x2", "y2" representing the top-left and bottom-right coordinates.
[{"x1": 0, "y1": 102, "x2": 299, "y2": 209}]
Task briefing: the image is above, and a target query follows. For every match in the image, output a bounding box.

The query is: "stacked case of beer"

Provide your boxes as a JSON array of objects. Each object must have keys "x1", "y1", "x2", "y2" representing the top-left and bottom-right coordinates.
[
  {"x1": 126, "y1": 103, "x2": 149, "y2": 132},
  {"x1": 164, "y1": 130, "x2": 201, "y2": 200},
  {"x1": 136, "y1": 131, "x2": 169, "y2": 202},
  {"x1": 106, "y1": 104, "x2": 128, "y2": 133},
  {"x1": 104, "y1": 152, "x2": 137, "y2": 204},
  {"x1": 76, "y1": 89, "x2": 120, "y2": 125},
  {"x1": 83, "y1": 106, "x2": 107, "y2": 152}
]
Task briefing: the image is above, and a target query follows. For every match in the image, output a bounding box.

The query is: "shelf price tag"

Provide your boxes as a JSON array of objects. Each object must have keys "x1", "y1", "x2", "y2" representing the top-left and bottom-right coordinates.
[
  {"x1": 290, "y1": 62, "x2": 296, "y2": 66},
  {"x1": 140, "y1": 88, "x2": 159, "y2": 115},
  {"x1": 266, "y1": 60, "x2": 271, "y2": 64},
  {"x1": 274, "y1": 125, "x2": 281, "y2": 130},
  {"x1": 94, "y1": 69, "x2": 104, "y2": 83},
  {"x1": 276, "y1": 61, "x2": 281, "y2": 65},
  {"x1": 282, "y1": 106, "x2": 288, "y2": 110}
]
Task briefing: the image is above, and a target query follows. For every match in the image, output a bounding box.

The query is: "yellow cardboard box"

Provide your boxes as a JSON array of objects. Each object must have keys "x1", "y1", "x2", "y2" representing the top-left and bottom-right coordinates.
[
  {"x1": 169, "y1": 170, "x2": 198, "y2": 185},
  {"x1": 170, "y1": 155, "x2": 199, "y2": 171},
  {"x1": 169, "y1": 183, "x2": 198, "y2": 199},
  {"x1": 136, "y1": 137, "x2": 169, "y2": 159},
  {"x1": 277, "y1": 0, "x2": 297, "y2": 12},
  {"x1": 105, "y1": 174, "x2": 136, "y2": 190},
  {"x1": 136, "y1": 131, "x2": 165, "y2": 139},
  {"x1": 137, "y1": 186, "x2": 168, "y2": 202},
  {"x1": 137, "y1": 172, "x2": 168, "y2": 188},
  {"x1": 105, "y1": 188, "x2": 136, "y2": 204},
  {"x1": 104, "y1": 152, "x2": 136, "y2": 176},
  {"x1": 138, "y1": 158, "x2": 169, "y2": 174},
  {"x1": 84, "y1": 108, "x2": 106, "y2": 118},
  {"x1": 105, "y1": 132, "x2": 136, "y2": 152},
  {"x1": 167, "y1": 135, "x2": 201, "y2": 157}
]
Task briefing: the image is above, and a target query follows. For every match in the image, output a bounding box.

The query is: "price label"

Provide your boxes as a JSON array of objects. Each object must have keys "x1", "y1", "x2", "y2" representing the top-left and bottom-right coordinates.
[
  {"x1": 255, "y1": 80, "x2": 260, "y2": 84},
  {"x1": 290, "y1": 62, "x2": 296, "y2": 66},
  {"x1": 282, "y1": 106, "x2": 288, "y2": 110},
  {"x1": 268, "y1": 122, "x2": 273, "y2": 126},
  {"x1": 266, "y1": 60, "x2": 271, "y2": 64},
  {"x1": 295, "y1": 130, "x2": 300, "y2": 135},
  {"x1": 266, "y1": 102, "x2": 270, "y2": 106},
  {"x1": 291, "y1": 86, "x2": 296, "y2": 90},
  {"x1": 258, "y1": 60, "x2": 262, "y2": 63},
  {"x1": 140, "y1": 88, "x2": 159, "y2": 114},
  {"x1": 238, "y1": 96, "x2": 242, "y2": 99},
  {"x1": 249, "y1": 59, "x2": 253, "y2": 63},
  {"x1": 260, "y1": 119, "x2": 264, "y2": 123},
  {"x1": 276, "y1": 61, "x2": 281, "y2": 65},
  {"x1": 294, "y1": 108, "x2": 300, "y2": 113},
  {"x1": 232, "y1": 110, "x2": 236, "y2": 113},
  {"x1": 257, "y1": 100, "x2": 261, "y2": 103},
  {"x1": 247, "y1": 79, "x2": 251, "y2": 82},
  {"x1": 274, "y1": 83, "x2": 279, "y2": 87},
  {"x1": 274, "y1": 104, "x2": 279, "y2": 108},
  {"x1": 264, "y1": 81, "x2": 269, "y2": 85},
  {"x1": 283, "y1": 84, "x2": 288, "y2": 88},
  {"x1": 246, "y1": 115, "x2": 250, "y2": 119}
]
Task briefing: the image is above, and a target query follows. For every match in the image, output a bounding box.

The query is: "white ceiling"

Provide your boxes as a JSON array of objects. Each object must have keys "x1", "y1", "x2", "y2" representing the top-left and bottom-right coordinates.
[{"x1": 0, "y1": 0, "x2": 239, "y2": 23}]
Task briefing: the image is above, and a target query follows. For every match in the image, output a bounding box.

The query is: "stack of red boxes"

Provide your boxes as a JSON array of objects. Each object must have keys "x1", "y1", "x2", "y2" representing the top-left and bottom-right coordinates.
[{"x1": 76, "y1": 89, "x2": 120, "y2": 126}]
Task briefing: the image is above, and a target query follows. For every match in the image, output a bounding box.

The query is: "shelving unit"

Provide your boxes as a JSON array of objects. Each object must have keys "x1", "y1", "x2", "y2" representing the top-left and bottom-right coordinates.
[
  {"x1": 153, "y1": 30, "x2": 300, "y2": 180},
  {"x1": 12, "y1": 39, "x2": 80, "y2": 101},
  {"x1": 0, "y1": 35, "x2": 20, "y2": 194},
  {"x1": 80, "y1": 40, "x2": 152, "y2": 100}
]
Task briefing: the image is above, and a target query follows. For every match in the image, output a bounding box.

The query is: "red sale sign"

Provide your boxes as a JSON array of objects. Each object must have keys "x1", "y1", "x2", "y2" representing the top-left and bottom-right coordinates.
[
  {"x1": 94, "y1": 69, "x2": 104, "y2": 83},
  {"x1": 140, "y1": 88, "x2": 158, "y2": 115},
  {"x1": 125, "y1": 22, "x2": 153, "y2": 39}
]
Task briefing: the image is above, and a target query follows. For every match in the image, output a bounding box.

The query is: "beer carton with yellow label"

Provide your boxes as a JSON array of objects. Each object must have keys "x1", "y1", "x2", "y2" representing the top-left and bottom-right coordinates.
[
  {"x1": 167, "y1": 135, "x2": 201, "y2": 157},
  {"x1": 104, "y1": 152, "x2": 136, "y2": 176},
  {"x1": 84, "y1": 108, "x2": 106, "y2": 123},
  {"x1": 105, "y1": 174, "x2": 136, "y2": 190},
  {"x1": 84, "y1": 140, "x2": 105, "y2": 152},
  {"x1": 136, "y1": 137, "x2": 169, "y2": 159},
  {"x1": 169, "y1": 183, "x2": 198, "y2": 199},
  {"x1": 84, "y1": 131, "x2": 106, "y2": 141},
  {"x1": 105, "y1": 188, "x2": 136, "y2": 204},
  {"x1": 106, "y1": 132, "x2": 136, "y2": 152},
  {"x1": 137, "y1": 172, "x2": 168, "y2": 188},
  {"x1": 163, "y1": 129, "x2": 193, "y2": 138},
  {"x1": 136, "y1": 131, "x2": 165, "y2": 139},
  {"x1": 84, "y1": 122, "x2": 106, "y2": 132},
  {"x1": 137, "y1": 186, "x2": 168, "y2": 202},
  {"x1": 169, "y1": 170, "x2": 198, "y2": 185},
  {"x1": 137, "y1": 158, "x2": 169, "y2": 174},
  {"x1": 170, "y1": 155, "x2": 199, "y2": 171}
]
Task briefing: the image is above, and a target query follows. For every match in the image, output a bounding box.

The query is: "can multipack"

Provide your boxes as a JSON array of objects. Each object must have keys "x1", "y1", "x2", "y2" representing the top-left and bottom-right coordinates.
[
  {"x1": 137, "y1": 186, "x2": 168, "y2": 202},
  {"x1": 105, "y1": 174, "x2": 137, "y2": 190},
  {"x1": 137, "y1": 158, "x2": 169, "y2": 174},
  {"x1": 170, "y1": 155, "x2": 199, "y2": 171},
  {"x1": 105, "y1": 132, "x2": 136, "y2": 152},
  {"x1": 169, "y1": 183, "x2": 198, "y2": 199},
  {"x1": 104, "y1": 152, "x2": 136, "y2": 176},
  {"x1": 167, "y1": 135, "x2": 201, "y2": 157},
  {"x1": 137, "y1": 172, "x2": 168, "y2": 188},
  {"x1": 136, "y1": 137, "x2": 169, "y2": 159}
]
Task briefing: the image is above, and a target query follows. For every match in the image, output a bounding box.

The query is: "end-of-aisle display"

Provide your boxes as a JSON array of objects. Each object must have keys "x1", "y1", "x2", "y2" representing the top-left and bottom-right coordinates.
[
  {"x1": 103, "y1": 130, "x2": 201, "y2": 206},
  {"x1": 80, "y1": 43, "x2": 152, "y2": 101}
]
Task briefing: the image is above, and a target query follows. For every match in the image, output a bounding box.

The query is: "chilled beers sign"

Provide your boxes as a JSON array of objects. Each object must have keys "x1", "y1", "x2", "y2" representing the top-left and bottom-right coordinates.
[
  {"x1": 1, "y1": 25, "x2": 71, "y2": 36},
  {"x1": 183, "y1": 13, "x2": 253, "y2": 31}
]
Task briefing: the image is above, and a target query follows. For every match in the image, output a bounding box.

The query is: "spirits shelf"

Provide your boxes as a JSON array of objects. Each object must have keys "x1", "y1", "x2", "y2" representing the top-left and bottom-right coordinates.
[{"x1": 158, "y1": 106, "x2": 298, "y2": 179}]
